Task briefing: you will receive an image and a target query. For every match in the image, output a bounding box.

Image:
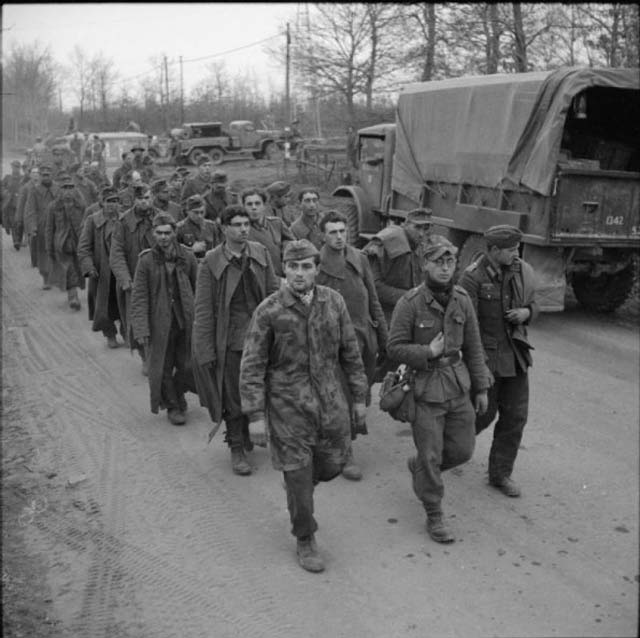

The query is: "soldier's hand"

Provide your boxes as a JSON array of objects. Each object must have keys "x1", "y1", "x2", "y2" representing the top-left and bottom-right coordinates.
[
  {"x1": 248, "y1": 419, "x2": 268, "y2": 448},
  {"x1": 504, "y1": 307, "x2": 530, "y2": 324},
  {"x1": 474, "y1": 391, "x2": 488, "y2": 415},
  {"x1": 121, "y1": 280, "x2": 132, "y2": 292},
  {"x1": 137, "y1": 336, "x2": 150, "y2": 350},
  {"x1": 87, "y1": 268, "x2": 99, "y2": 278},
  {"x1": 353, "y1": 403, "x2": 368, "y2": 436},
  {"x1": 428, "y1": 332, "x2": 445, "y2": 358}
]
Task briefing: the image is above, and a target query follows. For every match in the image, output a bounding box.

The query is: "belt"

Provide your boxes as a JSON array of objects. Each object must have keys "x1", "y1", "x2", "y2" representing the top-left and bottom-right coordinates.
[{"x1": 429, "y1": 351, "x2": 461, "y2": 368}]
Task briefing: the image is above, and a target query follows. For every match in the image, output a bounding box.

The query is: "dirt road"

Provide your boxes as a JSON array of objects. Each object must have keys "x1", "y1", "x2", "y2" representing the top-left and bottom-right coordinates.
[{"x1": 2, "y1": 223, "x2": 638, "y2": 638}]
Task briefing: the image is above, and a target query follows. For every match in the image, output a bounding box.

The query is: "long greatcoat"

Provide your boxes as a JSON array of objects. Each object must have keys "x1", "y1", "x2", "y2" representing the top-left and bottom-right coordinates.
[
  {"x1": 77, "y1": 207, "x2": 121, "y2": 333},
  {"x1": 191, "y1": 240, "x2": 279, "y2": 425},
  {"x1": 24, "y1": 182, "x2": 60, "y2": 278},
  {"x1": 130, "y1": 243, "x2": 198, "y2": 413},
  {"x1": 240, "y1": 284, "x2": 368, "y2": 472},
  {"x1": 44, "y1": 195, "x2": 86, "y2": 291}
]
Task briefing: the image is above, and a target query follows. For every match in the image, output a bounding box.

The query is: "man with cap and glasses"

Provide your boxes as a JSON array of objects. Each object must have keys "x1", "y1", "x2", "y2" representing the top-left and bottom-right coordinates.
[
  {"x1": 24, "y1": 164, "x2": 59, "y2": 289},
  {"x1": 192, "y1": 204, "x2": 279, "y2": 475},
  {"x1": 131, "y1": 212, "x2": 198, "y2": 426},
  {"x1": 44, "y1": 173, "x2": 86, "y2": 310},
  {"x1": 387, "y1": 236, "x2": 491, "y2": 544},
  {"x1": 457, "y1": 225, "x2": 539, "y2": 498},
  {"x1": 151, "y1": 178, "x2": 182, "y2": 221},
  {"x1": 176, "y1": 194, "x2": 222, "y2": 259},
  {"x1": 239, "y1": 238, "x2": 368, "y2": 573},
  {"x1": 265, "y1": 180, "x2": 296, "y2": 226},
  {"x1": 290, "y1": 188, "x2": 324, "y2": 249},
  {"x1": 78, "y1": 186, "x2": 124, "y2": 349},
  {"x1": 110, "y1": 184, "x2": 159, "y2": 374},
  {"x1": 242, "y1": 186, "x2": 294, "y2": 279}
]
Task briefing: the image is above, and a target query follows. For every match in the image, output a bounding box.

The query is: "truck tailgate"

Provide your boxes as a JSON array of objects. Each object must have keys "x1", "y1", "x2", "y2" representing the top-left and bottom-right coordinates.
[{"x1": 552, "y1": 169, "x2": 640, "y2": 242}]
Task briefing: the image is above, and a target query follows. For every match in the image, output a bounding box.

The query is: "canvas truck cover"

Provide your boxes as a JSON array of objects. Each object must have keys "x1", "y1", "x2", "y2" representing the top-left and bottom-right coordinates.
[{"x1": 391, "y1": 68, "x2": 639, "y2": 200}]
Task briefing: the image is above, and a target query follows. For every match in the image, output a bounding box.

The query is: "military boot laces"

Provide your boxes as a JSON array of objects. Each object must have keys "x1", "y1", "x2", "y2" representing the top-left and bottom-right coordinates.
[
  {"x1": 426, "y1": 514, "x2": 455, "y2": 544},
  {"x1": 231, "y1": 448, "x2": 252, "y2": 476},
  {"x1": 296, "y1": 535, "x2": 324, "y2": 573}
]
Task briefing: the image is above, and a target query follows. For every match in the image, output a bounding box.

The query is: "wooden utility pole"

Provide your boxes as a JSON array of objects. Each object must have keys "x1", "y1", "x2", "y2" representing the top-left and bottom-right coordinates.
[
  {"x1": 179, "y1": 55, "x2": 185, "y2": 123},
  {"x1": 285, "y1": 22, "x2": 291, "y2": 125},
  {"x1": 164, "y1": 55, "x2": 170, "y2": 131}
]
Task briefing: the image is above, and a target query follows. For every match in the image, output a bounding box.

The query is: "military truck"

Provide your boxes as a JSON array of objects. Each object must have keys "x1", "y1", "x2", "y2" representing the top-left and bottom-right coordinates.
[
  {"x1": 333, "y1": 68, "x2": 639, "y2": 312},
  {"x1": 173, "y1": 120, "x2": 284, "y2": 166}
]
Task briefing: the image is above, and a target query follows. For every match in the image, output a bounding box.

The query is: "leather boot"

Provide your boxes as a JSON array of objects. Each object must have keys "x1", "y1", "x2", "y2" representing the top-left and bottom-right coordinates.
[
  {"x1": 106, "y1": 335, "x2": 119, "y2": 349},
  {"x1": 230, "y1": 447, "x2": 252, "y2": 476},
  {"x1": 341, "y1": 446, "x2": 362, "y2": 481},
  {"x1": 296, "y1": 535, "x2": 324, "y2": 573},
  {"x1": 489, "y1": 476, "x2": 521, "y2": 497},
  {"x1": 426, "y1": 512, "x2": 455, "y2": 544}
]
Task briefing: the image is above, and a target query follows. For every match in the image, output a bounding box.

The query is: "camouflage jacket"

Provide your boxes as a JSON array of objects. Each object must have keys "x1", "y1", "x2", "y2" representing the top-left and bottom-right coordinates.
[{"x1": 240, "y1": 284, "x2": 367, "y2": 471}]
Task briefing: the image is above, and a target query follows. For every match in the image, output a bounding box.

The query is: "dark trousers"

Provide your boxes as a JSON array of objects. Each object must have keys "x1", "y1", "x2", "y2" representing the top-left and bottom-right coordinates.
[
  {"x1": 410, "y1": 393, "x2": 476, "y2": 514},
  {"x1": 283, "y1": 464, "x2": 318, "y2": 539},
  {"x1": 102, "y1": 275, "x2": 122, "y2": 338},
  {"x1": 222, "y1": 350, "x2": 248, "y2": 449},
  {"x1": 475, "y1": 371, "x2": 529, "y2": 481},
  {"x1": 161, "y1": 320, "x2": 188, "y2": 411}
]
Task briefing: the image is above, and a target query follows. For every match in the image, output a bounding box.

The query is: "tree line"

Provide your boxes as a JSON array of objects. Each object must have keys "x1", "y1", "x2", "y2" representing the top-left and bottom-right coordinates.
[{"x1": 2, "y1": 3, "x2": 638, "y2": 149}]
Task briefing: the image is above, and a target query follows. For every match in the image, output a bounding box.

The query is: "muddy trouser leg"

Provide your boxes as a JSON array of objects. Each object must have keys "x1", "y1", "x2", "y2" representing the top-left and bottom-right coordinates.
[
  {"x1": 29, "y1": 235, "x2": 38, "y2": 268},
  {"x1": 107, "y1": 274, "x2": 123, "y2": 337},
  {"x1": 11, "y1": 220, "x2": 23, "y2": 247},
  {"x1": 410, "y1": 394, "x2": 476, "y2": 515},
  {"x1": 221, "y1": 349, "x2": 248, "y2": 449},
  {"x1": 483, "y1": 372, "x2": 529, "y2": 481},
  {"x1": 160, "y1": 319, "x2": 180, "y2": 411},
  {"x1": 283, "y1": 464, "x2": 318, "y2": 539}
]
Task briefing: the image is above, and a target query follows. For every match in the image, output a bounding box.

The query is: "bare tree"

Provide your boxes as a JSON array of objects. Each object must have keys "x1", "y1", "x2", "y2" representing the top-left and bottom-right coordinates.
[
  {"x1": 90, "y1": 53, "x2": 117, "y2": 128},
  {"x1": 68, "y1": 46, "x2": 92, "y2": 128}
]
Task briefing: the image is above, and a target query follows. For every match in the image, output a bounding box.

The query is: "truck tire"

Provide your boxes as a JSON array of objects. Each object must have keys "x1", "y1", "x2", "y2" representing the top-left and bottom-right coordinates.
[
  {"x1": 571, "y1": 263, "x2": 636, "y2": 313},
  {"x1": 188, "y1": 148, "x2": 204, "y2": 166},
  {"x1": 263, "y1": 142, "x2": 282, "y2": 161},
  {"x1": 335, "y1": 198, "x2": 359, "y2": 246},
  {"x1": 209, "y1": 148, "x2": 224, "y2": 165},
  {"x1": 455, "y1": 234, "x2": 486, "y2": 280}
]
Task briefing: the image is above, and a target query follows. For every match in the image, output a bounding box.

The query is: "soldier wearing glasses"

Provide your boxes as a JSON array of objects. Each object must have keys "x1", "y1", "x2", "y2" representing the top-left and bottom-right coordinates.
[{"x1": 387, "y1": 236, "x2": 491, "y2": 544}]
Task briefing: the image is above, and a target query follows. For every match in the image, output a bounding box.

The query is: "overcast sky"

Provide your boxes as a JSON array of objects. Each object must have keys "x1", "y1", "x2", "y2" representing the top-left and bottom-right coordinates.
[{"x1": 2, "y1": 3, "x2": 296, "y2": 104}]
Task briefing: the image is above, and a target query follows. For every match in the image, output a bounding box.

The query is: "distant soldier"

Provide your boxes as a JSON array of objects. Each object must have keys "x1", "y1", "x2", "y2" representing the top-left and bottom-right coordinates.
[
  {"x1": 131, "y1": 212, "x2": 198, "y2": 425},
  {"x1": 112, "y1": 152, "x2": 134, "y2": 190},
  {"x1": 24, "y1": 164, "x2": 59, "y2": 289},
  {"x1": 316, "y1": 210, "x2": 388, "y2": 481},
  {"x1": 239, "y1": 239, "x2": 368, "y2": 573},
  {"x1": 167, "y1": 171, "x2": 185, "y2": 204},
  {"x1": 71, "y1": 163, "x2": 99, "y2": 209},
  {"x1": 192, "y1": 204, "x2": 279, "y2": 475},
  {"x1": 151, "y1": 178, "x2": 182, "y2": 221},
  {"x1": 70, "y1": 132, "x2": 83, "y2": 163},
  {"x1": 51, "y1": 144, "x2": 69, "y2": 181},
  {"x1": 14, "y1": 165, "x2": 40, "y2": 252},
  {"x1": 118, "y1": 171, "x2": 144, "y2": 210},
  {"x1": 242, "y1": 187, "x2": 294, "y2": 278},
  {"x1": 204, "y1": 170, "x2": 236, "y2": 221},
  {"x1": 265, "y1": 180, "x2": 296, "y2": 226},
  {"x1": 109, "y1": 184, "x2": 159, "y2": 373},
  {"x1": 2, "y1": 160, "x2": 24, "y2": 249},
  {"x1": 141, "y1": 154, "x2": 155, "y2": 184},
  {"x1": 290, "y1": 188, "x2": 323, "y2": 249},
  {"x1": 78, "y1": 186, "x2": 124, "y2": 349},
  {"x1": 457, "y1": 225, "x2": 539, "y2": 498},
  {"x1": 180, "y1": 156, "x2": 214, "y2": 216},
  {"x1": 44, "y1": 174, "x2": 85, "y2": 310},
  {"x1": 131, "y1": 143, "x2": 146, "y2": 172},
  {"x1": 176, "y1": 195, "x2": 222, "y2": 259}
]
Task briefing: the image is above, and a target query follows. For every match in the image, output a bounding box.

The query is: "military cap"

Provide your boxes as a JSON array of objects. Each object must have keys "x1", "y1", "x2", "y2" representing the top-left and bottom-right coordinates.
[
  {"x1": 283, "y1": 238, "x2": 319, "y2": 263},
  {"x1": 405, "y1": 208, "x2": 433, "y2": 225},
  {"x1": 38, "y1": 163, "x2": 52, "y2": 172},
  {"x1": 11, "y1": 159, "x2": 21, "y2": 167},
  {"x1": 196, "y1": 154, "x2": 212, "y2": 166},
  {"x1": 58, "y1": 173, "x2": 75, "y2": 187},
  {"x1": 186, "y1": 194, "x2": 206, "y2": 211},
  {"x1": 151, "y1": 178, "x2": 168, "y2": 193},
  {"x1": 424, "y1": 235, "x2": 458, "y2": 261},
  {"x1": 266, "y1": 180, "x2": 291, "y2": 197},
  {"x1": 101, "y1": 186, "x2": 118, "y2": 200},
  {"x1": 131, "y1": 143, "x2": 145, "y2": 152},
  {"x1": 484, "y1": 224, "x2": 523, "y2": 249},
  {"x1": 211, "y1": 170, "x2": 228, "y2": 183},
  {"x1": 176, "y1": 166, "x2": 190, "y2": 175},
  {"x1": 152, "y1": 212, "x2": 176, "y2": 228},
  {"x1": 133, "y1": 185, "x2": 150, "y2": 198}
]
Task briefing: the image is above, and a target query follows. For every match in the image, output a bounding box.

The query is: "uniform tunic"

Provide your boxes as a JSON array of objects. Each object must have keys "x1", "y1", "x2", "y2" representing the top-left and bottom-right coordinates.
[{"x1": 248, "y1": 215, "x2": 294, "y2": 278}]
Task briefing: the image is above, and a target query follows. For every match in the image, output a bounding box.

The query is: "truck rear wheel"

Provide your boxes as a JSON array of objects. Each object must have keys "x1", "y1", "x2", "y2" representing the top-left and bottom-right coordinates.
[
  {"x1": 455, "y1": 234, "x2": 486, "y2": 281},
  {"x1": 209, "y1": 148, "x2": 224, "y2": 165},
  {"x1": 188, "y1": 148, "x2": 204, "y2": 166},
  {"x1": 335, "y1": 198, "x2": 360, "y2": 246},
  {"x1": 571, "y1": 263, "x2": 636, "y2": 313}
]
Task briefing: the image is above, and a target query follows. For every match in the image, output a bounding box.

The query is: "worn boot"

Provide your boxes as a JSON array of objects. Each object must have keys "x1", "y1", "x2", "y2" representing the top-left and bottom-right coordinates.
[
  {"x1": 489, "y1": 476, "x2": 521, "y2": 498},
  {"x1": 106, "y1": 335, "x2": 119, "y2": 349},
  {"x1": 230, "y1": 447, "x2": 252, "y2": 476},
  {"x1": 167, "y1": 408, "x2": 186, "y2": 426},
  {"x1": 296, "y1": 535, "x2": 324, "y2": 573},
  {"x1": 342, "y1": 446, "x2": 362, "y2": 481},
  {"x1": 426, "y1": 511, "x2": 455, "y2": 544},
  {"x1": 67, "y1": 287, "x2": 81, "y2": 310}
]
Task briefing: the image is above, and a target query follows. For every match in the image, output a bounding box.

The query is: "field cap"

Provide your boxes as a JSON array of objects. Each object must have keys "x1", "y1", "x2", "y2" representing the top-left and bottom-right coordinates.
[
  {"x1": 152, "y1": 212, "x2": 176, "y2": 228},
  {"x1": 484, "y1": 225, "x2": 523, "y2": 249},
  {"x1": 405, "y1": 208, "x2": 433, "y2": 225},
  {"x1": 101, "y1": 186, "x2": 118, "y2": 200},
  {"x1": 151, "y1": 178, "x2": 168, "y2": 193},
  {"x1": 133, "y1": 185, "x2": 150, "y2": 198},
  {"x1": 283, "y1": 238, "x2": 319, "y2": 262},
  {"x1": 424, "y1": 235, "x2": 458, "y2": 261},
  {"x1": 266, "y1": 181, "x2": 290, "y2": 197},
  {"x1": 186, "y1": 194, "x2": 206, "y2": 211},
  {"x1": 212, "y1": 170, "x2": 227, "y2": 183}
]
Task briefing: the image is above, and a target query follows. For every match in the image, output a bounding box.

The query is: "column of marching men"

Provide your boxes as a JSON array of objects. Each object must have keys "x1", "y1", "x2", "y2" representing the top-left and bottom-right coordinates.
[{"x1": 1, "y1": 147, "x2": 538, "y2": 574}]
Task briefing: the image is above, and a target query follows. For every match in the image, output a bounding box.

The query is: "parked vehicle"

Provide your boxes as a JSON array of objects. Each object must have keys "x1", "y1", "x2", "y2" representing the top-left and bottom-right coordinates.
[{"x1": 332, "y1": 67, "x2": 640, "y2": 312}]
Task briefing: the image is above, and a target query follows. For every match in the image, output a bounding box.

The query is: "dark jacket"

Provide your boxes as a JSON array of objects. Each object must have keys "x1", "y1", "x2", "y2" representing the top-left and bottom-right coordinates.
[
  {"x1": 387, "y1": 283, "x2": 491, "y2": 404},
  {"x1": 362, "y1": 225, "x2": 424, "y2": 324},
  {"x1": 290, "y1": 213, "x2": 323, "y2": 249},
  {"x1": 458, "y1": 254, "x2": 539, "y2": 376},
  {"x1": 131, "y1": 243, "x2": 198, "y2": 413},
  {"x1": 248, "y1": 215, "x2": 294, "y2": 278},
  {"x1": 192, "y1": 240, "x2": 279, "y2": 424},
  {"x1": 78, "y1": 207, "x2": 120, "y2": 332},
  {"x1": 176, "y1": 217, "x2": 222, "y2": 255}
]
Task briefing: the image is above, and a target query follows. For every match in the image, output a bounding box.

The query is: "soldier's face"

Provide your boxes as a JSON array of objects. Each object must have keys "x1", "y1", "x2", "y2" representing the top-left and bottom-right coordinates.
[
  {"x1": 187, "y1": 207, "x2": 206, "y2": 223},
  {"x1": 199, "y1": 162, "x2": 212, "y2": 178},
  {"x1": 61, "y1": 185, "x2": 75, "y2": 200},
  {"x1": 424, "y1": 253, "x2": 456, "y2": 285},
  {"x1": 323, "y1": 221, "x2": 347, "y2": 251},
  {"x1": 153, "y1": 224, "x2": 175, "y2": 249},
  {"x1": 243, "y1": 195, "x2": 265, "y2": 222},
  {"x1": 104, "y1": 198, "x2": 119, "y2": 214},
  {"x1": 224, "y1": 215, "x2": 250, "y2": 245},
  {"x1": 491, "y1": 244, "x2": 519, "y2": 266},
  {"x1": 404, "y1": 221, "x2": 431, "y2": 246},
  {"x1": 300, "y1": 192, "x2": 319, "y2": 216},
  {"x1": 40, "y1": 171, "x2": 52, "y2": 185},
  {"x1": 135, "y1": 193, "x2": 151, "y2": 210},
  {"x1": 156, "y1": 187, "x2": 169, "y2": 202},
  {"x1": 285, "y1": 257, "x2": 318, "y2": 293},
  {"x1": 30, "y1": 169, "x2": 40, "y2": 184}
]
